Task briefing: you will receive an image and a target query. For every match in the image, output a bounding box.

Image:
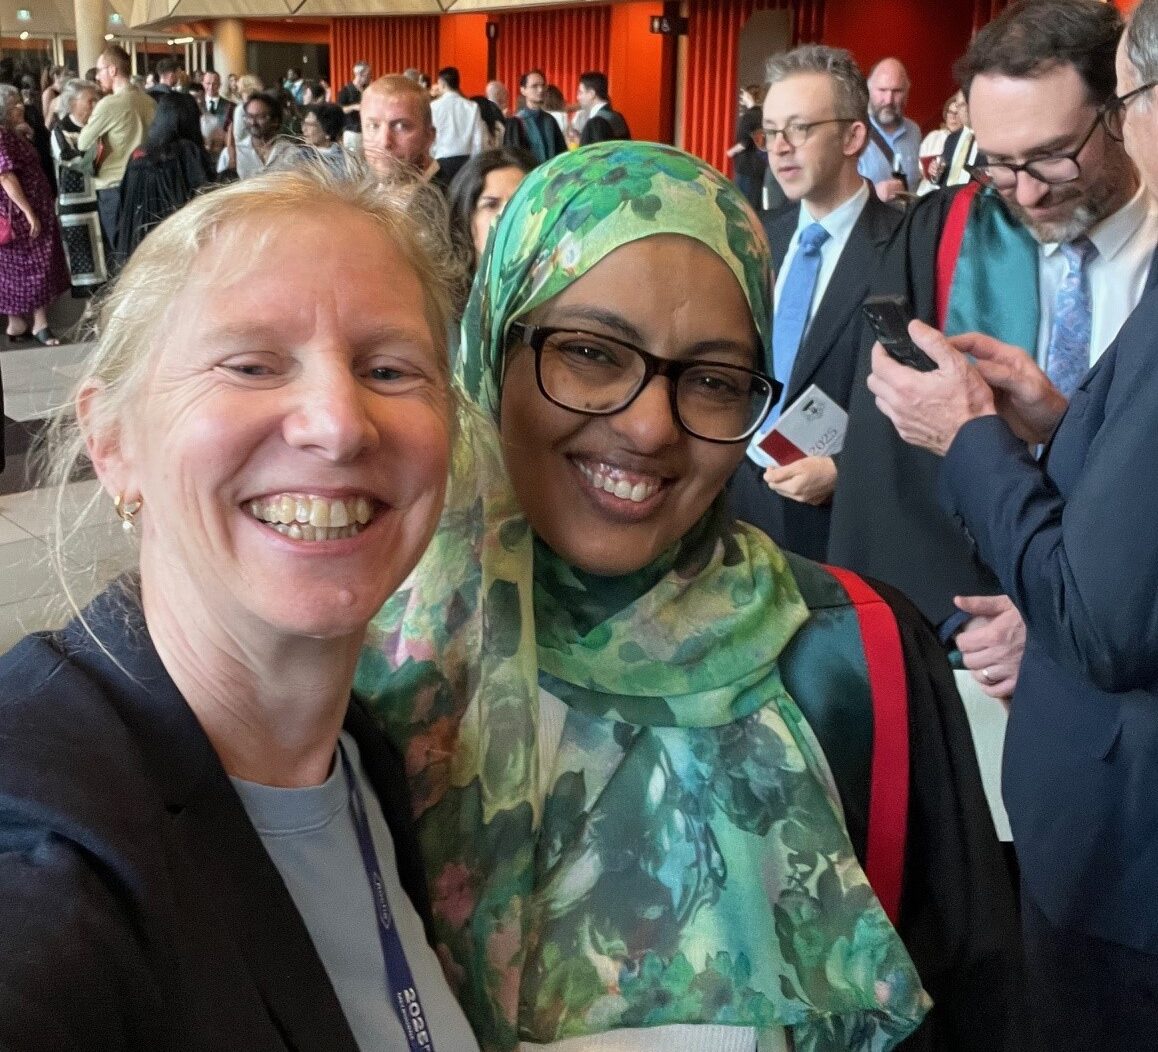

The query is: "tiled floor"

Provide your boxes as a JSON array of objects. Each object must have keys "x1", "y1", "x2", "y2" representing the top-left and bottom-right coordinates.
[{"x1": 1, "y1": 333, "x2": 135, "y2": 653}]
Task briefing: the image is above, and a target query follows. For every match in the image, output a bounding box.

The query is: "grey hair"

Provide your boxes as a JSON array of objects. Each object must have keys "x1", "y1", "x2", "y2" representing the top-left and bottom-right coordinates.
[
  {"x1": 1126, "y1": 0, "x2": 1158, "y2": 84},
  {"x1": 765, "y1": 44, "x2": 870, "y2": 123},
  {"x1": 36, "y1": 162, "x2": 464, "y2": 630},
  {"x1": 55, "y1": 78, "x2": 100, "y2": 120},
  {"x1": 354, "y1": 61, "x2": 371, "y2": 75},
  {"x1": 0, "y1": 83, "x2": 21, "y2": 117}
]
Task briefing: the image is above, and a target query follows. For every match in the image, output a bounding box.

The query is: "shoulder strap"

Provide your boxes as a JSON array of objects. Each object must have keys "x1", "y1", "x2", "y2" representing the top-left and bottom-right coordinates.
[
  {"x1": 867, "y1": 122, "x2": 893, "y2": 163},
  {"x1": 935, "y1": 181, "x2": 981, "y2": 330},
  {"x1": 823, "y1": 566, "x2": 910, "y2": 925}
]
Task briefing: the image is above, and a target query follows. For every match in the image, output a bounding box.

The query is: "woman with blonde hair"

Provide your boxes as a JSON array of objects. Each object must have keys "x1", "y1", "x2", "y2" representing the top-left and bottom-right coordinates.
[{"x1": 0, "y1": 165, "x2": 479, "y2": 1051}]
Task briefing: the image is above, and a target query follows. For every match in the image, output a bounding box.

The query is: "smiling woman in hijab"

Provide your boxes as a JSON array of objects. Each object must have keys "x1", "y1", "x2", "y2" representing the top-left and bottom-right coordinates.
[{"x1": 357, "y1": 142, "x2": 931, "y2": 1052}]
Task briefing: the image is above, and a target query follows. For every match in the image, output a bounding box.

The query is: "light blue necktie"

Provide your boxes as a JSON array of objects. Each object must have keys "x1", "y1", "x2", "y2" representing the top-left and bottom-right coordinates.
[
  {"x1": 769, "y1": 222, "x2": 830, "y2": 420},
  {"x1": 1046, "y1": 237, "x2": 1097, "y2": 397}
]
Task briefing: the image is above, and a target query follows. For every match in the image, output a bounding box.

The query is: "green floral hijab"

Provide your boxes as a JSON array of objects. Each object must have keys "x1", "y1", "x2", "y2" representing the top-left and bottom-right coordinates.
[{"x1": 357, "y1": 142, "x2": 928, "y2": 1051}]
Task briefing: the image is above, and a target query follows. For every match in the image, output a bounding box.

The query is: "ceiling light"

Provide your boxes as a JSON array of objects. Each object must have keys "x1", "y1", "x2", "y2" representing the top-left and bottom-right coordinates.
[
  {"x1": 19, "y1": 31, "x2": 30, "y2": 40},
  {"x1": 16, "y1": 9, "x2": 31, "y2": 22}
]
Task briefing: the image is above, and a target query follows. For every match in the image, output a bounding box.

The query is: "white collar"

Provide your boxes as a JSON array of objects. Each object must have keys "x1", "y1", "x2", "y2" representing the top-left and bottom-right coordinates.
[
  {"x1": 1040, "y1": 184, "x2": 1154, "y2": 263},
  {"x1": 795, "y1": 180, "x2": 871, "y2": 244}
]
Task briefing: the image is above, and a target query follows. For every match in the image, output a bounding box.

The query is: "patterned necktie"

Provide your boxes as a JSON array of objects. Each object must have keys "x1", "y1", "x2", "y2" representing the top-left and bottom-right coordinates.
[
  {"x1": 1046, "y1": 237, "x2": 1097, "y2": 397},
  {"x1": 769, "y1": 222, "x2": 830, "y2": 420}
]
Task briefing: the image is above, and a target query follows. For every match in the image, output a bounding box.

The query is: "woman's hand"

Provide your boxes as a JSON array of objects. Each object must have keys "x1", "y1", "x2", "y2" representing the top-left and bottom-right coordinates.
[
  {"x1": 23, "y1": 210, "x2": 41, "y2": 239},
  {"x1": 764, "y1": 456, "x2": 837, "y2": 506}
]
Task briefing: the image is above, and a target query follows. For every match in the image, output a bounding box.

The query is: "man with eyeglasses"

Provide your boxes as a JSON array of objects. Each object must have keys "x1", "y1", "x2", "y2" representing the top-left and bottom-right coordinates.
[
  {"x1": 832, "y1": 0, "x2": 1155, "y2": 687},
  {"x1": 732, "y1": 48, "x2": 1023, "y2": 1050},
  {"x1": 729, "y1": 45, "x2": 903, "y2": 563},
  {"x1": 860, "y1": 1, "x2": 1158, "y2": 1044}
]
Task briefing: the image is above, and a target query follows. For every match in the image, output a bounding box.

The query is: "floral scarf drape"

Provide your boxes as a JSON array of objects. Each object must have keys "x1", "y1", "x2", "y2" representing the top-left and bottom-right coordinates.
[{"x1": 356, "y1": 142, "x2": 928, "y2": 1051}]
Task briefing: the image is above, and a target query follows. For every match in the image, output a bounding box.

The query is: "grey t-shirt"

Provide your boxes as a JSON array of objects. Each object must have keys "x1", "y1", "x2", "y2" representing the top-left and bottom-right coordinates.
[{"x1": 233, "y1": 733, "x2": 479, "y2": 1051}]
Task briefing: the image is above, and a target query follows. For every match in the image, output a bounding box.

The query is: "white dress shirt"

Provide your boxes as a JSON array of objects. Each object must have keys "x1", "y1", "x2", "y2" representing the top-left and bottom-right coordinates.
[
  {"x1": 773, "y1": 180, "x2": 872, "y2": 333},
  {"x1": 1036, "y1": 185, "x2": 1158, "y2": 367},
  {"x1": 431, "y1": 90, "x2": 485, "y2": 158}
]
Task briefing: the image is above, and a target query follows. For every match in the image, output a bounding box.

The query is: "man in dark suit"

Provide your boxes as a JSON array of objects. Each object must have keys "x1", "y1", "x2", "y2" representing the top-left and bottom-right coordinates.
[
  {"x1": 729, "y1": 45, "x2": 902, "y2": 561},
  {"x1": 830, "y1": 0, "x2": 1153, "y2": 705},
  {"x1": 200, "y1": 70, "x2": 233, "y2": 162},
  {"x1": 576, "y1": 71, "x2": 631, "y2": 145},
  {"x1": 505, "y1": 69, "x2": 567, "y2": 164},
  {"x1": 866, "y1": 4, "x2": 1158, "y2": 1042}
]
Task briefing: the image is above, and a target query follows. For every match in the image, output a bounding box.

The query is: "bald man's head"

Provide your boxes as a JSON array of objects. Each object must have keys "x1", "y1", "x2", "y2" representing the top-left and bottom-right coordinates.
[
  {"x1": 485, "y1": 79, "x2": 510, "y2": 113},
  {"x1": 867, "y1": 57, "x2": 910, "y2": 129}
]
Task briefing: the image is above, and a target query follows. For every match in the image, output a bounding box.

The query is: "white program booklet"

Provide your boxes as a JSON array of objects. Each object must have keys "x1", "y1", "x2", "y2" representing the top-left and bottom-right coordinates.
[{"x1": 748, "y1": 384, "x2": 848, "y2": 469}]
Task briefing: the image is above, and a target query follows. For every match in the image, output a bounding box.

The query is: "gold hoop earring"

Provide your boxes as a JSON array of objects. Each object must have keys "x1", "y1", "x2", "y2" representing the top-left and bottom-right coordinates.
[{"x1": 114, "y1": 493, "x2": 142, "y2": 533}]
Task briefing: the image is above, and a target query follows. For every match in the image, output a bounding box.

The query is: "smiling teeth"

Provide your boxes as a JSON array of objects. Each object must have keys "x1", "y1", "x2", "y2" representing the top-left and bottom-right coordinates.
[
  {"x1": 247, "y1": 494, "x2": 373, "y2": 541},
  {"x1": 576, "y1": 462, "x2": 660, "y2": 503}
]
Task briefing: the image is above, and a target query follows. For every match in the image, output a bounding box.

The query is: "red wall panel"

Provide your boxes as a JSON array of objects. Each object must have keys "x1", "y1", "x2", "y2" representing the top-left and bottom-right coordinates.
[
  {"x1": 494, "y1": 7, "x2": 612, "y2": 115},
  {"x1": 330, "y1": 16, "x2": 440, "y2": 91},
  {"x1": 438, "y1": 13, "x2": 490, "y2": 99},
  {"x1": 683, "y1": 0, "x2": 823, "y2": 173},
  {"x1": 608, "y1": 2, "x2": 666, "y2": 143},
  {"x1": 824, "y1": 0, "x2": 976, "y2": 131}
]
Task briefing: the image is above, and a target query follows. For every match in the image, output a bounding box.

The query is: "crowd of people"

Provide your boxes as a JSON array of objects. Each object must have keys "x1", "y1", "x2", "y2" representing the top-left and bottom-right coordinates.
[
  {"x1": 2, "y1": 0, "x2": 1158, "y2": 1048},
  {"x1": 0, "y1": 51, "x2": 633, "y2": 347}
]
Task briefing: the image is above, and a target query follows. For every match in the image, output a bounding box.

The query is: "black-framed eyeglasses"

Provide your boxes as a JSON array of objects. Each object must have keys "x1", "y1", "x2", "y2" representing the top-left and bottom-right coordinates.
[
  {"x1": 507, "y1": 322, "x2": 779, "y2": 444},
  {"x1": 760, "y1": 117, "x2": 857, "y2": 149},
  {"x1": 1102, "y1": 81, "x2": 1158, "y2": 142},
  {"x1": 970, "y1": 107, "x2": 1107, "y2": 189}
]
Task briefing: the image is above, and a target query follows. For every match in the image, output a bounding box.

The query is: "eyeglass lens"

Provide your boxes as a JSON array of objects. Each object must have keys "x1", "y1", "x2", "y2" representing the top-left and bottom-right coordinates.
[{"x1": 536, "y1": 331, "x2": 770, "y2": 441}]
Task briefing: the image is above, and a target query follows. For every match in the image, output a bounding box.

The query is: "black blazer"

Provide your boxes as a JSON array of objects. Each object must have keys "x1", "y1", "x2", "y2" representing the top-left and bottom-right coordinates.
[
  {"x1": 580, "y1": 105, "x2": 631, "y2": 145},
  {"x1": 0, "y1": 583, "x2": 430, "y2": 1050},
  {"x1": 940, "y1": 285, "x2": 1158, "y2": 954},
  {"x1": 826, "y1": 188, "x2": 1009, "y2": 627},
  {"x1": 729, "y1": 190, "x2": 903, "y2": 561}
]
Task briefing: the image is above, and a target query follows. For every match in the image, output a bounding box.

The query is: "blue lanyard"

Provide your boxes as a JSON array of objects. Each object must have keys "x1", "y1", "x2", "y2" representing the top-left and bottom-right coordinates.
[{"x1": 339, "y1": 744, "x2": 437, "y2": 1052}]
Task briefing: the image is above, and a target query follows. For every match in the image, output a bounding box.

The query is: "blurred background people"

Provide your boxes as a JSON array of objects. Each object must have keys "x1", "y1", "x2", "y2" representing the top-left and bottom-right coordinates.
[
  {"x1": 446, "y1": 145, "x2": 534, "y2": 271},
  {"x1": 77, "y1": 44, "x2": 155, "y2": 257},
  {"x1": 0, "y1": 84, "x2": 68, "y2": 345},
  {"x1": 115, "y1": 90, "x2": 214, "y2": 264},
  {"x1": 49, "y1": 77, "x2": 107, "y2": 295},
  {"x1": 300, "y1": 102, "x2": 349, "y2": 174},
  {"x1": 858, "y1": 57, "x2": 920, "y2": 202},
  {"x1": 727, "y1": 82, "x2": 767, "y2": 214},
  {"x1": 337, "y1": 61, "x2": 371, "y2": 155}
]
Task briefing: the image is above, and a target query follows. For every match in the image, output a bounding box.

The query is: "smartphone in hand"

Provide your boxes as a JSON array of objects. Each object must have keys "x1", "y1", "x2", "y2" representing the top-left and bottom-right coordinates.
[{"x1": 862, "y1": 295, "x2": 938, "y2": 372}]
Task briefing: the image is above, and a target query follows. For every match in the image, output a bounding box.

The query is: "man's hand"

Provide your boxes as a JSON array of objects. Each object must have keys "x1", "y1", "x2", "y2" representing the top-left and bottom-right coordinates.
[
  {"x1": 875, "y1": 177, "x2": 906, "y2": 202},
  {"x1": 764, "y1": 456, "x2": 837, "y2": 506},
  {"x1": 954, "y1": 594, "x2": 1025, "y2": 701},
  {"x1": 950, "y1": 331, "x2": 1068, "y2": 445},
  {"x1": 867, "y1": 319, "x2": 997, "y2": 455}
]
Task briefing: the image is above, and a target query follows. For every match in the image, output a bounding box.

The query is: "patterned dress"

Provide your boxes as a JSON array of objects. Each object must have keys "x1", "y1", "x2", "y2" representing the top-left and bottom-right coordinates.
[
  {"x1": 0, "y1": 125, "x2": 69, "y2": 314},
  {"x1": 51, "y1": 115, "x2": 107, "y2": 294}
]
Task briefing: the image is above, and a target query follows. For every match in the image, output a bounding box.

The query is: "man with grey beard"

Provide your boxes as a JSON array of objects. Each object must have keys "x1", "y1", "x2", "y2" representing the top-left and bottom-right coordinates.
[
  {"x1": 829, "y1": 0, "x2": 1157, "y2": 705},
  {"x1": 829, "y1": 1, "x2": 1156, "y2": 917},
  {"x1": 861, "y1": 0, "x2": 1158, "y2": 1041}
]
